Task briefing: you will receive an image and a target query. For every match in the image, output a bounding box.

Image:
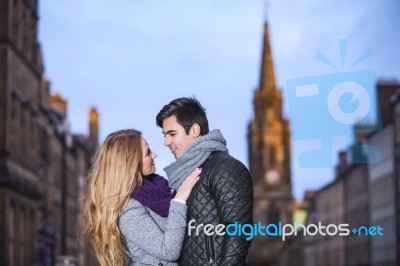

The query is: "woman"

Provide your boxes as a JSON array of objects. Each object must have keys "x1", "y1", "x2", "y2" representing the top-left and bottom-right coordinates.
[{"x1": 81, "y1": 129, "x2": 200, "y2": 265}]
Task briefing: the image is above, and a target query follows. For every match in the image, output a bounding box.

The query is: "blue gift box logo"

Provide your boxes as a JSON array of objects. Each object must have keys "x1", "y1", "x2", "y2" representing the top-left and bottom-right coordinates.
[{"x1": 286, "y1": 40, "x2": 381, "y2": 168}]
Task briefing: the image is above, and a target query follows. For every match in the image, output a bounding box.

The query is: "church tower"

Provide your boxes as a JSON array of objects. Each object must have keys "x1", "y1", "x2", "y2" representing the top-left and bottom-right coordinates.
[{"x1": 247, "y1": 22, "x2": 293, "y2": 265}]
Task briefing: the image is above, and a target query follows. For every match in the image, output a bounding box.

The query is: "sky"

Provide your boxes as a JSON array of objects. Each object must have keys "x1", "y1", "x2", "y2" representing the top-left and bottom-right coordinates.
[{"x1": 38, "y1": 0, "x2": 400, "y2": 199}]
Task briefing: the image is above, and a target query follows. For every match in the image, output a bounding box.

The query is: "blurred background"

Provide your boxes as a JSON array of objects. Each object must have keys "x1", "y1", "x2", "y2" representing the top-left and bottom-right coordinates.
[{"x1": 0, "y1": 0, "x2": 399, "y2": 265}]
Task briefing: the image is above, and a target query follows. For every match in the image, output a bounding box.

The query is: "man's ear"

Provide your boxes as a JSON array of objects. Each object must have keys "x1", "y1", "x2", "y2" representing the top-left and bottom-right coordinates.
[{"x1": 191, "y1": 123, "x2": 201, "y2": 138}]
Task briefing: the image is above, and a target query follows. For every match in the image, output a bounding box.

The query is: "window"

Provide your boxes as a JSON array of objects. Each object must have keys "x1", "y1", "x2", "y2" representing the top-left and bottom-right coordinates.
[{"x1": 39, "y1": 127, "x2": 48, "y2": 160}]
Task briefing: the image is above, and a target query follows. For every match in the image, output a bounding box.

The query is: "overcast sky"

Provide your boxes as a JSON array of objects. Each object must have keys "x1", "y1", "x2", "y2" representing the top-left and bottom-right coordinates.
[{"x1": 38, "y1": 0, "x2": 400, "y2": 199}]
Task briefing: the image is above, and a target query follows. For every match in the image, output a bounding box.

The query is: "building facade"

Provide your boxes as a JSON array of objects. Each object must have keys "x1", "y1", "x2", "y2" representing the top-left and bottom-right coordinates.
[
  {"x1": 315, "y1": 166, "x2": 346, "y2": 266},
  {"x1": 285, "y1": 81, "x2": 400, "y2": 266},
  {"x1": 345, "y1": 162, "x2": 370, "y2": 266},
  {"x1": 367, "y1": 81, "x2": 400, "y2": 265},
  {"x1": 0, "y1": 0, "x2": 99, "y2": 265},
  {"x1": 392, "y1": 91, "x2": 400, "y2": 263},
  {"x1": 368, "y1": 123, "x2": 396, "y2": 265}
]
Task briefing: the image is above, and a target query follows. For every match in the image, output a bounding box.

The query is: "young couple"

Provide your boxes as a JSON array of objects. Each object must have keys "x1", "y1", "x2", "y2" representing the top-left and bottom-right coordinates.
[{"x1": 81, "y1": 97, "x2": 253, "y2": 265}]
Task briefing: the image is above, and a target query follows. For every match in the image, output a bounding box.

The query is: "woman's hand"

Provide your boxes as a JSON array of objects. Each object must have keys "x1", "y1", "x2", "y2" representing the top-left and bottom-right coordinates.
[{"x1": 174, "y1": 168, "x2": 202, "y2": 201}]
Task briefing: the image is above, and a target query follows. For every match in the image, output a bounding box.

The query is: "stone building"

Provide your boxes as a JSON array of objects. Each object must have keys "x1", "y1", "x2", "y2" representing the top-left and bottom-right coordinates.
[
  {"x1": 315, "y1": 154, "x2": 347, "y2": 266},
  {"x1": 391, "y1": 90, "x2": 400, "y2": 264},
  {"x1": 247, "y1": 21, "x2": 293, "y2": 265},
  {"x1": 0, "y1": 0, "x2": 99, "y2": 265},
  {"x1": 302, "y1": 191, "x2": 317, "y2": 266},
  {"x1": 288, "y1": 81, "x2": 400, "y2": 266},
  {"x1": 367, "y1": 81, "x2": 400, "y2": 265},
  {"x1": 340, "y1": 123, "x2": 374, "y2": 266},
  {"x1": 277, "y1": 200, "x2": 309, "y2": 266},
  {"x1": 285, "y1": 134, "x2": 371, "y2": 266},
  {"x1": 344, "y1": 162, "x2": 370, "y2": 265}
]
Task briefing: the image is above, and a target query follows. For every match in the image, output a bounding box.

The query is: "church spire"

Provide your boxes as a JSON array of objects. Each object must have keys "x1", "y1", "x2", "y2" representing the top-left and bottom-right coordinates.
[
  {"x1": 259, "y1": 22, "x2": 277, "y2": 92},
  {"x1": 247, "y1": 19, "x2": 293, "y2": 265}
]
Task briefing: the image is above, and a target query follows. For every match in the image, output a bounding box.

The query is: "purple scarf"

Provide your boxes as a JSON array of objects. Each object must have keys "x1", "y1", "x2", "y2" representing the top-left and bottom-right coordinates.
[{"x1": 131, "y1": 174, "x2": 174, "y2": 217}]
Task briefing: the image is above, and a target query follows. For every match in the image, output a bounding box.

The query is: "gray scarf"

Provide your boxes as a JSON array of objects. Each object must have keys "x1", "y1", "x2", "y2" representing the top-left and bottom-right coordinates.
[{"x1": 164, "y1": 129, "x2": 229, "y2": 191}]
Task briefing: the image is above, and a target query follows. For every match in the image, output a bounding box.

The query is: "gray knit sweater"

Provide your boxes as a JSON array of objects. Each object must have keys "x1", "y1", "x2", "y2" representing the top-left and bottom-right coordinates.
[{"x1": 119, "y1": 199, "x2": 187, "y2": 266}]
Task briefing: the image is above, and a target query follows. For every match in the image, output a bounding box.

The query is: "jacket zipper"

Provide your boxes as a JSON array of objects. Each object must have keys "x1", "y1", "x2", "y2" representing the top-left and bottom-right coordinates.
[{"x1": 205, "y1": 234, "x2": 215, "y2": 263}]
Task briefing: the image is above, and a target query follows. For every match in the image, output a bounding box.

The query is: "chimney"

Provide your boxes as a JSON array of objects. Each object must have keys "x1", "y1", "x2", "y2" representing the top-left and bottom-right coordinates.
[
  {"x1": 377, "y1": 80, "x2": 400, "y2": 126},
  {"x1": 335, "y1": 151, "x2": 348, "y2": 177},
  {"x1": 89, "y1": 107, "x2": 99, "y2": 146},
  {"x1": 50, "y1": 93, "x2": 67, "y2": 118}
]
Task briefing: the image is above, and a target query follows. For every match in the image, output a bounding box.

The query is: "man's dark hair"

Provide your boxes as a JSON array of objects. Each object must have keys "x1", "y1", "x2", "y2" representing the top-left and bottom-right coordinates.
[{"x1": 156, "y1": 97, "x2": 209, "y2": 135}]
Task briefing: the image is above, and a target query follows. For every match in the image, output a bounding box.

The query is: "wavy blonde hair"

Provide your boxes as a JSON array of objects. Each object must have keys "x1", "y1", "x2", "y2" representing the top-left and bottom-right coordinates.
[{"x1": 81, "y1": 129, "x2": 143, "y2": 265}]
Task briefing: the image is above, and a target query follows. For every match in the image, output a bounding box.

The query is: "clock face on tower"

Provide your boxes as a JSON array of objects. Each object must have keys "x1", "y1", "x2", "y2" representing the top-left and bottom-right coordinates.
[{"x1": 265, "y1": 170, "x2": 280, "y2": 185}]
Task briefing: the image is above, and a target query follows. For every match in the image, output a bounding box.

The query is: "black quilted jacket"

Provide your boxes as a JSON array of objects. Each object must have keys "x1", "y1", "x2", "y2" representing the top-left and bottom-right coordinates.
[{"x1": 178, "y1": 151, "x2": 253, "y2": 266}]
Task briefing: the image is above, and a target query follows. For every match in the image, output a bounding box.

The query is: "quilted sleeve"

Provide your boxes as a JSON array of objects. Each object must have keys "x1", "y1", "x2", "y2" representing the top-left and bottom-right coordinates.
[{"x1": 210, "y1": 158, "x2": 253, "y2": 265}]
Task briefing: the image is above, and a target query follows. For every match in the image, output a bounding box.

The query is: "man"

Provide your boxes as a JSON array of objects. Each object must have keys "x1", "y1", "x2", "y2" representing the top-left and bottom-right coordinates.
[{"x1": 156, "y1": 97, "x2": 253, "y2": 265}]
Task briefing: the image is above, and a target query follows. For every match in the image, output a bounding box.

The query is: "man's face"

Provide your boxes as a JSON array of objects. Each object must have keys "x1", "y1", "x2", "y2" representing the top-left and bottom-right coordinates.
[{"x1": 162, "y1": 115, "x2": 199, "y2": 159}]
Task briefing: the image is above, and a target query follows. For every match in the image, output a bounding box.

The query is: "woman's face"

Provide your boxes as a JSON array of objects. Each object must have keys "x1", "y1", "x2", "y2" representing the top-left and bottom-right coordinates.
[{"x1": 141, "y1": 137, "x2": 157, "y2": 176}]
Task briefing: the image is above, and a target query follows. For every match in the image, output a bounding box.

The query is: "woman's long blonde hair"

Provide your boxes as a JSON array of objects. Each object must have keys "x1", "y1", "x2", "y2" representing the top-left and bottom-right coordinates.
[{"x1": 81, "y1": 129, "x2": 143, "y2": 265}]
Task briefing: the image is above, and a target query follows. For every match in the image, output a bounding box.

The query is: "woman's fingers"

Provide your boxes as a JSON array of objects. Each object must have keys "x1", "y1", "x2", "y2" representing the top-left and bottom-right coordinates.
[
  {"x1": 188, "y1": 168, "x2": 202, "y2": 180},
  {"x1": 185, "y1": 175, "x2": 200, "y2": 189},
  {"x1": 182, "y1": 168, "x2": 202, "y2": 185},
  {"x1": 174, "y1": 168, "x2": 202, "y2": 201}
]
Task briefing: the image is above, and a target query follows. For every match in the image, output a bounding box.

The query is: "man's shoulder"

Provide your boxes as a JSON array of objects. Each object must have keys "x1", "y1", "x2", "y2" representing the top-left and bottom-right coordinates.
[
  {"x1": 207, "y1": 151, "x2": 242, "y2": 163},
  {"x1": 204, "y1": 151, "x2": 248, "y2": 172}
]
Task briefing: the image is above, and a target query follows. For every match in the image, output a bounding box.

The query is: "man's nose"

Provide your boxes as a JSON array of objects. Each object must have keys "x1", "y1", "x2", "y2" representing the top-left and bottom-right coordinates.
[
  {"x1": 152, "y1": 152, "x2": 157, "y2": 159},
  {"x1": 164, "y1": 136, "x2": 171, "y2": 146}
]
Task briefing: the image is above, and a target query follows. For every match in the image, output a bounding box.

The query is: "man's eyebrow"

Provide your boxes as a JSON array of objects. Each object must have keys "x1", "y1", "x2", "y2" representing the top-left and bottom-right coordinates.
[{"x1": 163, "y1": 129, "x2": 177, "y2": 135}]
